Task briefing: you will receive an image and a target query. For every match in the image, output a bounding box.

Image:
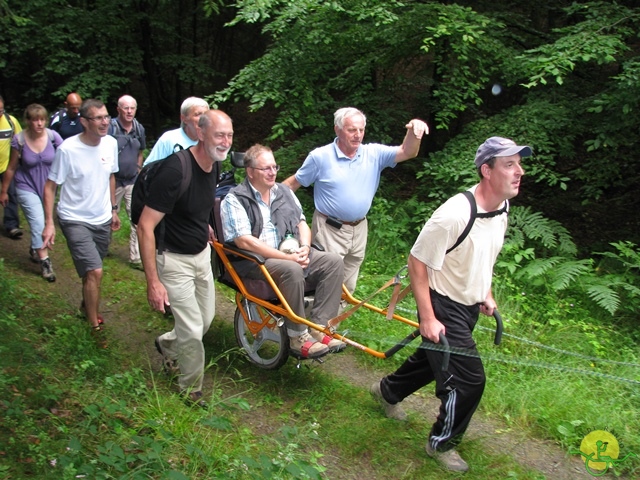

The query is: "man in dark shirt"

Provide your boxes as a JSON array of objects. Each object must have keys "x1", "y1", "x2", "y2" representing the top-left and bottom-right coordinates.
[
  {"x1": 109, "y1": 95, "x2": 146, "y2": 267},
  {"x1": 137, "y1": 109, "x2": 233, "y2": 408},
  {"x1": 50, "y1": 93, "x2": 84, "y2": 139}
]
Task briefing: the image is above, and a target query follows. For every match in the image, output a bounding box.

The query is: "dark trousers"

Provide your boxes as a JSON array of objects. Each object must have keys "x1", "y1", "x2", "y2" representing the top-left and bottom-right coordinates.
[
  {"x1": 381, "y1": 289, "x2": 485, "y2": 452},
  {"x1": 0, "y1": 171, "x2": 20, "y2": 230}
]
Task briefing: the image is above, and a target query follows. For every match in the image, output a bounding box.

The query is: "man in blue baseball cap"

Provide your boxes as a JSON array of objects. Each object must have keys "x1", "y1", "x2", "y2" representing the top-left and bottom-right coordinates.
[{"x1": 371, "y1": 136, "x2": 531, "y2": 472}]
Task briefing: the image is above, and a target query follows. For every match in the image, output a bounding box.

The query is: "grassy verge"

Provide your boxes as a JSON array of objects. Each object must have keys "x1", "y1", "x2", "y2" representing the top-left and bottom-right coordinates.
[
  {"x1": 1, "y1": 218, "x2": 549, "y2": 480},
  {"x1": 1, "y1": 212, "x2": 638, "y2": 478}
]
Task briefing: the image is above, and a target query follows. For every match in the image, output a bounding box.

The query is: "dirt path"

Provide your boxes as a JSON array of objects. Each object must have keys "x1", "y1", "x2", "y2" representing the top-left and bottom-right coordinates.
[{"x1": 0, "y1": 232, "x2": 599, "y2": 479}]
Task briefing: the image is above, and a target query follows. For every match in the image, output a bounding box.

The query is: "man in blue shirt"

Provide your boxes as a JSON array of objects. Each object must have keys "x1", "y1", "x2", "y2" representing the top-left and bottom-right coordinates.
[
  {"x1": 50, "y1": 93, "x2": 84, "y2": 139},
  {"x1": 143, "y1": 97, "x2": 209, "y2": 166},
  {"x1": 283, "y1": 107, "x2": 428, "y2": 294}
]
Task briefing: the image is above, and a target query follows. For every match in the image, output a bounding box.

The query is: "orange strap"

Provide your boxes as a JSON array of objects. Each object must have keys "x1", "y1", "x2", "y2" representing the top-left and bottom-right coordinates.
[
  {"x1": 327, "y1": 276, "x2": 397, "y2": 330},
  {"x1": 386, "y1": 283, "x2": 412, "y2": 320}
]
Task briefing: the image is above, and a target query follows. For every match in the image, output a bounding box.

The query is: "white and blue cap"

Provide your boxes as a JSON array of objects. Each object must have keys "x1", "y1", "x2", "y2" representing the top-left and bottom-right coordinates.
[{"x1": 475, "y1": 136, "x2": 532, "y2": 167}]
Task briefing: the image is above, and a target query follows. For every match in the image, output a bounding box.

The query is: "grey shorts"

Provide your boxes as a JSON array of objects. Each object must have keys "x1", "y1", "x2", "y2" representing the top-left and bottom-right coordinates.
[{"x1": 59, "y1": 219, "x2": 112, "y2": 277}]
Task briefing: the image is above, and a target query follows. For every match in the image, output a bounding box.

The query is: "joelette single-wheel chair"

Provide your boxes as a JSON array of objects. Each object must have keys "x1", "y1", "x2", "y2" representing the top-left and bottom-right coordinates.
[{"x1": 211, "y1": 153, "x2": 503, "y2": 370}]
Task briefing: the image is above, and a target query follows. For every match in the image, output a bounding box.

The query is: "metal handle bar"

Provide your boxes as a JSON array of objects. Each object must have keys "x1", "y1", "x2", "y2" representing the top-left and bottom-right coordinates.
[
  {"x1": 384, "y1": 329, "x2": 420, "y2": 358},
  {"x1": 493, "y1": 309, "x2": 503, "y2": 345},
  {"x1": 382, "y1": 310, "x2": 502, "y2": 366},
  {"x1": 438, "y1": 333, "x2": 450, "y2": 371},
  {"x1": 386, "y1": 329, "x2": 451, "y2": 371}
]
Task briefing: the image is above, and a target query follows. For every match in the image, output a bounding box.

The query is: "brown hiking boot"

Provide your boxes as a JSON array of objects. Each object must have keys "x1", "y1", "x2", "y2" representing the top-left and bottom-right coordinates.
[
  {"x1": 425, "y1": 442, "x2": 469, "y2": 472},
  {"x1": 370, "y1": 380, "x2": 407, "y2": 421}
]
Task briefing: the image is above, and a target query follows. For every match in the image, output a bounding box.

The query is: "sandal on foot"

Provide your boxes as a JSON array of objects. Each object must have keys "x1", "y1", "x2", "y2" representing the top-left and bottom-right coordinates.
[
  {"x1": 79, "y1": 301, "x2": 104, "y2": 324},
  {"x1": 309, "y1": 329, "x2": 346, "y2": 353},
  {"x1": 289, "y1": 331, "x2": 329, "y2": 359},
  {"x1": 183, "y1": 390, "x2": 208, "y2": 409},
  {"x1": 154, "y1": 337, "x2": 180, "y2": 376},
  {"x1": 91, "y1": 325, "x2": 108, "y2": 349}
]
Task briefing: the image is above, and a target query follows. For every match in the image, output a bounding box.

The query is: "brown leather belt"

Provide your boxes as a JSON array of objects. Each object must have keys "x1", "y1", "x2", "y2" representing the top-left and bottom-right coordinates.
[{"x1": 317, "y1": 211, "x2": 366, "y2": 227}]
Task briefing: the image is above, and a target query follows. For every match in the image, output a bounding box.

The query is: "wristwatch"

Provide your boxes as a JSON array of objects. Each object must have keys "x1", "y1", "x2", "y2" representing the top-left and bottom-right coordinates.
[{"x1": 112, "y1": 205, "x2": 118, "y2": 211}]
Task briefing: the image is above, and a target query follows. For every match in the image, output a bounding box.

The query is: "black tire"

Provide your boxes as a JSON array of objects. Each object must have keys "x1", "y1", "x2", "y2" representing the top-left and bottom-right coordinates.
[{"x1": 234, "y1": 297, "x2": 289, "y2": 370}]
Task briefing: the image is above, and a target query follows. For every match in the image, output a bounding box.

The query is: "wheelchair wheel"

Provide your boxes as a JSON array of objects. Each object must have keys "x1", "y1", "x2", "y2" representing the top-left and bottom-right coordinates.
[{"x1": 234, "y1": 297, "x2": 289, "y2": 369}]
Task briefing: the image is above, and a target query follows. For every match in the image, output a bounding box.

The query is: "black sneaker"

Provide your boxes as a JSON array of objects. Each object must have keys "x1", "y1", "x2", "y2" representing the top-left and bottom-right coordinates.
[
  {"x1": 8, "y1": 228, "x2": 23, "y2": 239},
  {"x1": 29, "y1": 248, "x2": 40, "y2": 263},
  {"x1": 40, "y1": 257, "x2": 56, "y2": 282}
]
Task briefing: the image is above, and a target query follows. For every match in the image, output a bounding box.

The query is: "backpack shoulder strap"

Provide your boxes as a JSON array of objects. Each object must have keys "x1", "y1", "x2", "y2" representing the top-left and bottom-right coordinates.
[
  {"x1": 446, "y1": 191, "x2": 510, "y2": 254},
  {"x1": 15, "y1": 131, "x2": 25, "y2": 158},
  {"x1": 132, "y1": 118, "x2": 142, "y2": 140},
  {"x1": 107, "y1": 118, "x2": 118, "y2": 136},
  {"x1": 45, "y1": 128, "x2": 56, "y2": 147},
  {"x1": 446, "y1": 190, "x2": 477, "y2": 254},
  {"x1": 175, "y1": 148, "x2": 193, "y2": 199},
  {"x1": 5, "y1": 113, "x2": 16, "y2": 139}
]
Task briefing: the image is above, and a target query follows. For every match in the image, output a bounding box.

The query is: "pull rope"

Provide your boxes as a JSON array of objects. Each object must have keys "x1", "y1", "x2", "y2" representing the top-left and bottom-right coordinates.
[{"x1": 393, "y1": 305, "x2": 640, "y2": 369}]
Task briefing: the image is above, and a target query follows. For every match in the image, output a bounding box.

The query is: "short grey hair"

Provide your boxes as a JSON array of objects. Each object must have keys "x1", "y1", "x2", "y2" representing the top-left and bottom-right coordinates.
[
  {"x1": 180, "y1": 97, "x2": 209, "y2": 117},
  {"x1": 80, "y1": 99, "x2": 105, "y2": 118},
  {"x1": 334, "y1": 107, "x2": 366, "y2": 130}
]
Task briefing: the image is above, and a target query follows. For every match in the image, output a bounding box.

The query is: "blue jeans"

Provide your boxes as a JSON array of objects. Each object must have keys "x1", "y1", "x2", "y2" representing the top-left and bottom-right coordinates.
[
  {"x1": 0, "y1": 171, "x2": 20, "y2": 231},
  {"x1": 16, "y1": 188, "x2": 45, "y2": 249}
]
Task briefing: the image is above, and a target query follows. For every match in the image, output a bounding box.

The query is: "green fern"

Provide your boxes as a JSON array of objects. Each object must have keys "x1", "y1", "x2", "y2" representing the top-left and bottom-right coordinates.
[
  {"x1": 550, "y1": 259, "x2": 593, "y2": 290},
  {"x1": 515, "y1": 256, "x2": 564, "y2": 279},
  {"x1": 598, "y1": 241, "x2": 640, "y2": 270},
  {"x1": 509, "y1": 206, "x2": 577, "y2": 256},
  {"x1": 584, "y1": 283, "x2": 620, "y2": 316}
]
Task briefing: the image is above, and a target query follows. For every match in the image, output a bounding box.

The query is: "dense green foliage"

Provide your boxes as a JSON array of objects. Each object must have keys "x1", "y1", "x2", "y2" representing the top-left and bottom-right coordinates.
[
  {"x1": 215, "y1": 0, "x2": 640, "y2": 320},
  {"x1": 0, "y1": 0, "x2": 259, "y2": 137},
  {"x1": 217, "y1": 0, "x2": 640, "y2": 246},
  {"x1": 1, "y1": 1, "x2": 639, "y2": 477}
]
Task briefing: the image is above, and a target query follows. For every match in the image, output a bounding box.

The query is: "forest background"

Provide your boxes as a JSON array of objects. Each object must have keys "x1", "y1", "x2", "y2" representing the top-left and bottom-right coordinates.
[{"x1": 1, "y1": 0, "x2": 640, "y2": 478}]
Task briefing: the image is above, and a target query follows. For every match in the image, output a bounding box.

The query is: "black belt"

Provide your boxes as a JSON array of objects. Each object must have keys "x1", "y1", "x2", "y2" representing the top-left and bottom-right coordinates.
[{"x1": 317, "y1": 211, "x2": 366, "y2": 227}]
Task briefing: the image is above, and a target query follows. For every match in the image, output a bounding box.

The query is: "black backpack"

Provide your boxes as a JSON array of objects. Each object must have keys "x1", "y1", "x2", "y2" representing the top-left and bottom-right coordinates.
[{"x1": 131, "y1": 149, "x2": 193, "y2": 226}]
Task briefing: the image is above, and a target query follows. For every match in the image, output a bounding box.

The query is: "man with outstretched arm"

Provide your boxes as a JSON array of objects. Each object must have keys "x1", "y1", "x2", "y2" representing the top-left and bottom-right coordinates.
[
  {"x1": 370, "y1": 136, "x2": 531, "y2": 473},
  {"x1": 282, "y1": 107, "x2": 428, "y2": 295}
]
